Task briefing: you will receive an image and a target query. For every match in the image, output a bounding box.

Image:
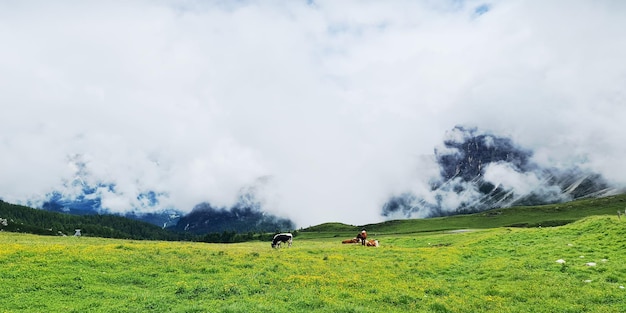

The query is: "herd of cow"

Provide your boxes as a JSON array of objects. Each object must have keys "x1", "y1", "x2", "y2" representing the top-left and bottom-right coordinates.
[
  {"x1": 341, "y1": 230, "x2": 379, "y2": 247},
  {"x1": 271, "y1": 229, "x2": 379, "y2": 248}
]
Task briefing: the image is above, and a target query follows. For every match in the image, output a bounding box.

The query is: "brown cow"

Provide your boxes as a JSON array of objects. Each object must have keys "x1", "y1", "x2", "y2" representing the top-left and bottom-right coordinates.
[
  {"x1": 341, "y1": 238, "x2": 360, "y2": 244},
  {"x1": 366, "y1": 239, "x2": 379, "y2": 247},
  {"x1": 356, "y1": 230, "x2": 367, "y2": 246}
]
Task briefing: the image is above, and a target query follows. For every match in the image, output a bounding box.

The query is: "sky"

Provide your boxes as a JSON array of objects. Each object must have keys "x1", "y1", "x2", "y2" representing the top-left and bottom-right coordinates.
[{"x1": 1, "y1": 0, "x2": 625, "y2": 227}]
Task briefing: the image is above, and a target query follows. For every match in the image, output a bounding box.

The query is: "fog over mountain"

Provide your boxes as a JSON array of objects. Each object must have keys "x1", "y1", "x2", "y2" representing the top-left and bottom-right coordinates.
[
  {"x1": 1, "y1": 1, "x2": 626, "y2": 227},
  {"x1": 382, "y1": 126, "x2": 620, "y2": 219},
  {"x1": 168, "y1": 176, "x2": 294, "y2": 233}
]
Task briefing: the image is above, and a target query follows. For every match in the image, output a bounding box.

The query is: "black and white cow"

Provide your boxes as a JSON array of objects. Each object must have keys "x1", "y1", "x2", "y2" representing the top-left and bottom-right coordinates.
[{"x1": 271, "y1": 233, "x2": 293, "y2": 248}]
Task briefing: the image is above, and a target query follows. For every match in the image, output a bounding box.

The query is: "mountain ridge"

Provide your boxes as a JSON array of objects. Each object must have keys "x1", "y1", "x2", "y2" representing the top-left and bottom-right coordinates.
[{"x1": 381, "y1": 126, "x2": 622, "y2": 218}]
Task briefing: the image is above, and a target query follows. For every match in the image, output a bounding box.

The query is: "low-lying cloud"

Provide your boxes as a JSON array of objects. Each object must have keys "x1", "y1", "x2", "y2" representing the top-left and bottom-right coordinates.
[
  {"x1": 382, "y1": 126, "x2": 619, "y2": 219},
  {"x1": 1, "y1": 1, "x2": 625, "y2": 227}
]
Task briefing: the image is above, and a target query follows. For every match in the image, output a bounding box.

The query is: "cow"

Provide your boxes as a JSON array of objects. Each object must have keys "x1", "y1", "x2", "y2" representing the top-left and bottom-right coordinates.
[
  {"x1": 271, "y1": 233, "x2": 293, "y2": 248},
  {"x1": 356, "y1": 230, "x2": 367, "y2": 246},
  {"x1": 342, "y1": 238, "x2": 361, "y2": 244},
  {"x1": 366, "y1": 239, "x2": 379, "y2": 247}
]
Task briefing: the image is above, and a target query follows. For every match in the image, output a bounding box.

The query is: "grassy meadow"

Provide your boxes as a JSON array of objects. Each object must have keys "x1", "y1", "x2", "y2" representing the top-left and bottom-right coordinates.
[
  {"x1": 2, "y1": 214, "x2": 626, "y2": 312},
  {"x1": 301, "y1": 194, "x2": 626, "y2": 238}
]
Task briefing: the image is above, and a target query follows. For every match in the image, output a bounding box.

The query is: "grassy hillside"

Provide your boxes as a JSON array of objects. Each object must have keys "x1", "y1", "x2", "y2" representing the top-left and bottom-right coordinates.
[
  {"x1": 0, "y1": 200, "x2": 183, "y2": 241},
  {"x1": 300, "y1": 194, "x2": 626, "y2": 239},
  {"x1": 3, "y1": 194, "x2": 625, "y2": 242},
  {"x1": 1, "y1": 214, "x2": 625, "y2": 312}
]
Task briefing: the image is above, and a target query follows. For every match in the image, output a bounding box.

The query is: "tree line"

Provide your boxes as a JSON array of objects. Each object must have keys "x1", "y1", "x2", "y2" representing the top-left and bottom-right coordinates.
[{"x1": 0, "y1": 200, "x2": 295, "y2": 243}]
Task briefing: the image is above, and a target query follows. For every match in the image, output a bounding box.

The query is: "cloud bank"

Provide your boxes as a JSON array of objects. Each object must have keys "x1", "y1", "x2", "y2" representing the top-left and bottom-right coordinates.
[
  {"x1": 381, "y1": 126, "x2": 616, "y2": 219},
  {"x1": 1, "y1": 0, "x2": 625, "y2": 226}
]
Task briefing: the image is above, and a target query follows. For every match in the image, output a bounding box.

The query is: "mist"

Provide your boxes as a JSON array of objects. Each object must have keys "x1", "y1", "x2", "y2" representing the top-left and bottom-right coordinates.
[
  {"x1": 1, "y1": 1, "x2": 625, "y2": 227},
  {"x1": 382, "y1": 126, "x2": 618, "y2": 219}
]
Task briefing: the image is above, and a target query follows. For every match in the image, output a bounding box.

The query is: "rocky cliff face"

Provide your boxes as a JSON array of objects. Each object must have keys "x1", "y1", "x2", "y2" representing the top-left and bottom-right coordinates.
[
  {"x1": 436, "y1": 127, "x2": 534, "y2": 182},
  {"x1": 382, "y1": 126, "x2": 619, "y2": 218}
]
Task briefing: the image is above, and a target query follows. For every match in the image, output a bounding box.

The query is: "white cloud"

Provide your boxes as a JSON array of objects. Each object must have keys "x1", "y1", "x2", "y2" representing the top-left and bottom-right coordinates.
[
  {"x1": 1, "y1": 0, "x2": 625, "y2": 226},
  {"x1": 483, "y1": 162, "x2": 543, "y2": 196}
]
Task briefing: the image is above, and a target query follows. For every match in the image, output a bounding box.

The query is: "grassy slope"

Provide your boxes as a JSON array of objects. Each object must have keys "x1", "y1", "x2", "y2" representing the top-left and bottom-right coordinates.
[
  {"x1": 299, "y1": 194, "x2": 626, "y2": 239},
  {"x1": 0, "y1": 200, "x2": 181, "y2": 240},
  {"x1": 2, "y1": 213, "x2": 626, "y2": 312}
]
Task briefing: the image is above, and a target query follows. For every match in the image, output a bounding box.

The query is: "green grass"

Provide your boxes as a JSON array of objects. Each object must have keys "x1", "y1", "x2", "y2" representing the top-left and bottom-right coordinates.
[
  {"x1": 2, "y1": 214, "x2": 626, "y2": 312},
  {"x1": 300, "y1": 194, "x2": 626, "y2": 239}
]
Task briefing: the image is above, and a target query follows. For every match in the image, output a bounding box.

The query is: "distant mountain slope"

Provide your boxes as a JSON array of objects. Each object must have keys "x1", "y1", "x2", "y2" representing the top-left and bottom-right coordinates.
[
  {"x1": 0, "y1": 200, "x2": 182, "y2": 241},
  {"x1": 168, "y1": 178, "x2": 295, "y2": 234},
  {"x1": 382, "y1": 126, "x2": 622, "y2": 218},
  {"x1": 42, "y1": 188, "x2": 181, "y2": 228},
  {"x1": 168, "y1": 202, "x2": 294, "y2": 234},
  {"x1": 301, "y1": 193, "x2": 626, "y2": 238},
  {"x1": 38, "y1": 173, "x2": 293, "y2": 234}
]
